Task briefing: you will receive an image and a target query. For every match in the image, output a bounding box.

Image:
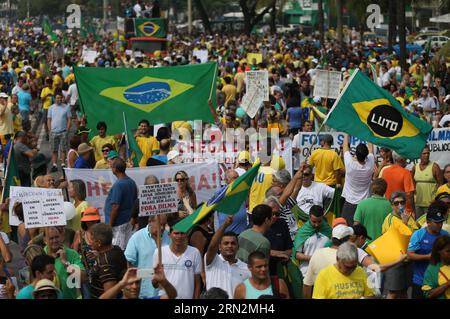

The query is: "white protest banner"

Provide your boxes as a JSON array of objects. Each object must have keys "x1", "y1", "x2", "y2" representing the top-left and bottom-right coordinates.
[
  {"x1": 133, "y1": 51, "x2": 143, "y2": 58},
  {"x1": 64, "y1": 162, "x2": 220, "y2": 221},
  {"x1": 125, "y1": 49, "x2": 133, "y2": 56},
  {"x1": 292, "y1": 128, "x2": 450, "y2": 170},
  {"x1": 245, "y1": 70, "x2": 269, "y2": 101},
  {"x1": 33, "y1": 27, "x2": 43, "y2": 34},
  {"x1": 139, "y1": 183, "x2": 178, "y2": 216},
  {"x1": 9, "y1": 187, "x2": 64, "y2": 226},
  {"x1": 82, "y1": 50, "x2": 97, "y2": 64},
  {"x1": 177, "y1": 136, "x2": 293, "y2": 176},
  {"x1": 192, "y1": 49, "x2": 208, "y2": 63},
  {"x1": 313, "y1": 70, "x2": 342, "y2": 99}
]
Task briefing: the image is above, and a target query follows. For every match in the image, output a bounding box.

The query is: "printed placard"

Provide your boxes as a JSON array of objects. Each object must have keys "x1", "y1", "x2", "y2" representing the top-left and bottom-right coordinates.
[
  {"x1": 313, "y1": 70, "x2": 342, "y2": 99},
  {"x1": 139, "y1": 183, "x2": 178, "y2": 216}
]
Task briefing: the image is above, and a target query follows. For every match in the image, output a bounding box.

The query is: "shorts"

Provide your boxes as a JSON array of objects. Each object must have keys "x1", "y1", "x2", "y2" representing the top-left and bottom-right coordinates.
[
  {"x1": 383, "y1": 262, "x2": 413, "y2": 292},
  {"x1": 42, "y1": 108, "x2": 48, "y2": 122},
  {"x1": 50, "y1": 131, "x2": 67, "y2": 153}
]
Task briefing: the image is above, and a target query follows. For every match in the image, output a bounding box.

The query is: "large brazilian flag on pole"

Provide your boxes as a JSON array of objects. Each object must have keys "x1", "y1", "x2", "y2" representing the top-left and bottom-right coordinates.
[
  {"x1": 134, "y1": 18, "x2": 167, "y2": 38},
  {"x1": 324, "y1": 70, "x2": 432, "y2": 159},
  {"x1": 74, "y1": 63, "x2": 217, "y2": 134}
]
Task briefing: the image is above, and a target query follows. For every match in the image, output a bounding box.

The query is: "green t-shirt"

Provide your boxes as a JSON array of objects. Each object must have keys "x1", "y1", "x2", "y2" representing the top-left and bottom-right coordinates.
[
  {"x1": 236, "y1": 229, "x2": 271, "y2": 264},
  {"x1": 44, "y1": 246, "x2": 85, "y2": 299},
  {"x1": 354, "y1": 195, "x2": 391, "y2": 241}
]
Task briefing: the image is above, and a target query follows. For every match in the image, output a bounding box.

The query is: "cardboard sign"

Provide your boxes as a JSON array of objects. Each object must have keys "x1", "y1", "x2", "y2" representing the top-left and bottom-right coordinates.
[
  {"x1": 82, "y1": 50, "x2": 97, "y2": 64},
  {"x1": 9, "y1": 187, "x2": 64, "y2": 226},
  {"x1": 313, "y1": 70, "x2": 342, "y2": 99},
  {"x1": 245, "y1": 70, "x2": 269, "y2": 101},
  {"x1": 139, "y1": 183, "x2": 178, "y2": 216},
  {"x1": 240, "y1": 88, "x2": 264, "y2": 118},
  {"x1": 247, "y1": 53, "x2": 262, "y2": 64},
  {"x1": 22, "y1": 194, "x2": 66, "y2": 229}
]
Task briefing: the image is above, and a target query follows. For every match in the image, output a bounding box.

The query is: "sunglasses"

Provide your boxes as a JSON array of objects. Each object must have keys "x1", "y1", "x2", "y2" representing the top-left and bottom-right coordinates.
[
  {"x1": 393, "y1": 200, "x2": 405, "y2": 206},
  {"x1": 102, "y1": 149, "x2": 110, "y2": 153},
  {"x1": 302, "y1": 172, "x2": 311, "y2": 176},
  {"x1": 176, "y1": 178, "x2": 187, "y2": 182}
]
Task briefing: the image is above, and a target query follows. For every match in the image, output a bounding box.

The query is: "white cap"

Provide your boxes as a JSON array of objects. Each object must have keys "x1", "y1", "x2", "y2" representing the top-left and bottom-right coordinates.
[
  {"x1": 313, "y1": 96, "x2": 321, "y2": 104},
  {"x1": 332, "y1": 225, "x2": 354, "y2": 240},
  {"x1": 167, "y1": 150, "x2": 179, "y2": 161},
  {"x1": 369, "y1": 58, "x2": 377, "y2": 63},
  {"x1": 445, "y1": 94, "x2": 450, "y2": 103},
  {"x1": 0, "y1": 92, "x2": 9, "y2": 98},
  {"x1": 341, "y1": 67, "x2": 347, "y2": 72}
]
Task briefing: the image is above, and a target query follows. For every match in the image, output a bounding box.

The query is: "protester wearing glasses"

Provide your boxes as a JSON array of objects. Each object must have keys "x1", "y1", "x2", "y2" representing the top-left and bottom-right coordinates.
[
  {"x1": 174, "y1": 170, "x2": 197, "y2": 217},
  {"x1": 94, "y1": 143, "x2": 115, "y2": 169},
  {"x1": 411, "y1": 145, "x2": 443, "y2": 219}
]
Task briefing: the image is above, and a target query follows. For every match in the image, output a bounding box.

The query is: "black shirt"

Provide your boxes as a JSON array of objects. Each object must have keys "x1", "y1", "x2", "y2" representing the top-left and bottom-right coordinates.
[
  {"x1": 89, "y1": 245, "x2": 127, "y2": 299},
  {"x1": 265, "y1": 218, "x2": 293, "y2": 276}
]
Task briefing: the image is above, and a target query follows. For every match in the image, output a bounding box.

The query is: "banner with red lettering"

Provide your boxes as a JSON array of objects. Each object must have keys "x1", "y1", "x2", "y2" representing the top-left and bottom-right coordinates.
[{"x1": 64, "y1": 162, "x2": 220, "y2": 221}]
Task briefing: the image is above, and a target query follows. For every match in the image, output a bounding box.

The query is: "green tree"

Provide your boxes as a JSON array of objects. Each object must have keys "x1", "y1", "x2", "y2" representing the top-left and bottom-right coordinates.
[{"x1": 239, "y1": 0, "x2": 276, "y2": 35}]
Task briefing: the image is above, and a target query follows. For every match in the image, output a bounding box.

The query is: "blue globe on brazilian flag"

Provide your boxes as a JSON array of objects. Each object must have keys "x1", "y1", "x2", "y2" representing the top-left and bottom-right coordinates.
[
  {"x1": 74, "y1": 62, "x2": 217, "y2": 135},
  {"x1": 324, "y1": 70, "x2": 432, "y2": 159}
]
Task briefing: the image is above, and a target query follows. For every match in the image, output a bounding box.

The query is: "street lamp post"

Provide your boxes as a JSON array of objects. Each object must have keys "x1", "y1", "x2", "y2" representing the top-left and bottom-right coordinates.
[{"x1": 188, "y1": 0, "x2": 192, "y2": 34}]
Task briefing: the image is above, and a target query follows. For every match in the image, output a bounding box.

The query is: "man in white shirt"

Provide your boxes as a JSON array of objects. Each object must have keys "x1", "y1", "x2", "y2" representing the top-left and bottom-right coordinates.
[
  {"x1": 295, "y1": 165, "x2": 335, "y2": 214},
  {"x1": 341, "y1": 134, "x2": 374, "y2": 225},
  {"x1": 153, "y1": 222, "x2": 202, "y2": 299},
  {"x1": 66, "y1": 81, "x2": 78, "y2": 116},
  {"x1": 205, "y1": 215, "x2": 250, "y2": 299}
]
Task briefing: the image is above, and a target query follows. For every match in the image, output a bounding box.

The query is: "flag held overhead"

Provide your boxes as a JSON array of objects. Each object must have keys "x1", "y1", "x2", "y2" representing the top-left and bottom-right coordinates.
[{"x1": 324, "y1": 70, "x2": 432, "y2": 159}]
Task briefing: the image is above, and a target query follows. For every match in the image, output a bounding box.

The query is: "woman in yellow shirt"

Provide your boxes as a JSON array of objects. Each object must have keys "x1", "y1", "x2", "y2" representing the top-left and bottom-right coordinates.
[
  {"x1": 382, "y1": 191, "x2": 419, "y2": 234},
  {"x1": 437, "y1": 164, "x2": 450, "y2": 195}
]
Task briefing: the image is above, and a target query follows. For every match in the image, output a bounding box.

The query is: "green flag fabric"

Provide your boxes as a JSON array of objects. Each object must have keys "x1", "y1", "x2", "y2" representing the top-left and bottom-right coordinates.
[
  {"x1": 325, "y1": 70, "x2": 432, "y2": 159},
  {"x1": 1, "y1": 146, "x2": 21, "y2": 201},
  {"x1": 174, "y1": 163, "x2": 261, "y2": 233},
  {"x1": 42, "y1": 17, "x2": 57, "y2": 41},
  {"x1": 291, "y1": 220, "x2": 332, "y2": 261},
  {"x1": 134, "y1": 18, "x2": 167, "y2": 38},
  {"x1": 74, "y1": 63, "x2": 217, "y2": 135}
]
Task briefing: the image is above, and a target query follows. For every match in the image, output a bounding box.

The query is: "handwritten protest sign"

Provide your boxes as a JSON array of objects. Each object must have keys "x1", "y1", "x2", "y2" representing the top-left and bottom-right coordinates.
[
  {"x1": 139, "y1": 183, "x2": 178, "y2": 216},
  {"x1": 21, "y1": 194, "x2": 66, "y2": 228},
  {"x1": 313, "y1": 70, "x2": 341, "y2": 99}
]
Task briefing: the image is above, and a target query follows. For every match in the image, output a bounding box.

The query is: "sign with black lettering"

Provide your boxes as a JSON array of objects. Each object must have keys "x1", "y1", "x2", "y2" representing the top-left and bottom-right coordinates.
[
  {"x1": 139, "y1": 183, "x2": 178, "y2": 216},
  {"x1": 22, "y1": 194, "x2": 66, "y2": 229}
]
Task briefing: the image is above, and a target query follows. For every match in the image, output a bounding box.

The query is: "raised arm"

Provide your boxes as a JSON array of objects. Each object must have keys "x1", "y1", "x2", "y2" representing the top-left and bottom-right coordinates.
[{"x1": 205, "y1": 215, "x2": 233, "y2": 266}]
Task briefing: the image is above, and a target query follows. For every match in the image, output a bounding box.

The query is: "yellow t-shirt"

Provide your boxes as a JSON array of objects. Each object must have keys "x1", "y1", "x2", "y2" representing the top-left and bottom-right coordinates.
[
  {"x1": 308, "y1": 148, "x2": 345, "y2": 186},
  {"x1": 94, "y1": 159, "x2": 110, "y2": 169},
  {"x1": 313, "y1": 264, "x2": 374, "y2": 299},
  {"x1": 90, "y1": 135, "x2": 117, "y2": 162},
  {"x1": 222, "y1": 84, "x2": 237, "y2": 106},
  {"x1": 381, "y1": 214, "x2": 418, "y2": 234},
  {"x1": 64, "y1": 73, "x2": 75, "y2": 84},
  {"x1": 52, "y1": 74, "x2": 63, "y2": 90},
  {"x1": 136, "y1": 135, "x2": 159, "y2": 167},
  {"x1": 66, "y1": 201, "x2": 89, "y2": 232},
  {"x1": 40, "y1": 87, "x2": 54, "y2": 110},
  {"x1": 437, "y1": 184, "x2": 450, "y2": 195},
  {"x1": 249, "y1": 166, "x2": 275, "y2": 212}
]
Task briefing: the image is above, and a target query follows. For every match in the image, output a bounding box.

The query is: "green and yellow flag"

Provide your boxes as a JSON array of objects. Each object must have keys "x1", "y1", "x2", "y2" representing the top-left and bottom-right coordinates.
[
  {"x1": 174, "y1": 163, "x2": 261, "y2": 233},
  {"x1": 74, "y1": 63, "x2": 217, "y2": 135},
  {"x1": 42, "y1": 16, "x2": 57, "y2": 41},
  {"x1": 122, "y1": 112, "x2": 143, "y2": 167},
  {"x1": 324, "y1": 70, "x2": 432, "y2": 159},
  {"x1": 134, "y1": 18, "x2": 166, "y2": 38}
]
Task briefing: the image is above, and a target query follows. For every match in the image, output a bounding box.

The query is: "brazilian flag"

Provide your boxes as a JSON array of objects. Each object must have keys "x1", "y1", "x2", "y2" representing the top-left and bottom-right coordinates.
[
  {"x1": 325, "y1": 70, "x2": 432, "y2": 159},
  {"x1": 134, "y1": 18, "x2": 166, "y2": 38},
  {"x1": 174, "y1": 163, "x2": 261, "y2": 233},
  {"x1": 74, "y1": 63, "x2": 217, "y2": 135},
  {"x1": 122, "y1": 113, "x2": 143, "y2": 167}
]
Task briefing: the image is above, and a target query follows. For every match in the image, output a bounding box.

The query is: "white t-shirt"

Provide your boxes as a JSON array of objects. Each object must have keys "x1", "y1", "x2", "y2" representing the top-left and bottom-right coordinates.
[
  {"x1": 303, "y1": 247, "x2": 370, "y2": 285},
  {"x1": 297, "y1": 233, "x2": 330, "y2": 277},
  {"x1": 205, "y1": 254, "x2": 250, "y2": 299},
  {"x1": 296, "y1": 181, "x2": 335, "y2": 214},
  {"x1": 439, "y1": 114, "x2": 450, "y2": 127},
  {"x1": 342, "y1": 152, "x2": 375, "y2": 205},
  {"x1": 153, "y1": 245, "x2": 202, "y2": 299},
  {"x1": 67, "y1": 83, "x2": 78, "y2": 106},
  {"x1": 292, "y1": 133, "x2": 301, "y2": 170}
]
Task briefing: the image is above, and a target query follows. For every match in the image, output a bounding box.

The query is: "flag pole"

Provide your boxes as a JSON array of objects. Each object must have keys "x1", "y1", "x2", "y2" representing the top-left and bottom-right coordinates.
[
  {"x1": 1, "y1": 140, "x2": 13, "y2": 203},
  {"x1": 122, "y1": 112, "x2": 130, "y2": 163},
  {"x1": 156, "y1": 215, "x2": 162, "y2": 265},
  {"x1": 208, "y1": 62, "x2": 218, "y2": 101}
]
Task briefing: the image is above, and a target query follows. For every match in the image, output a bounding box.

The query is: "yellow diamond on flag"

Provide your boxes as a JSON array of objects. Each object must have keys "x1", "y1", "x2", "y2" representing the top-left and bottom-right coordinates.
[
  {"x1": 138, "y1": 21, "x2": 160, "y2": 37},
  {"x1": 352, "y1": 98, "x2": 419, "y2": 139},
  {"x1": 100, "y1": 76, "x2": 193, "y2": 113}
]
